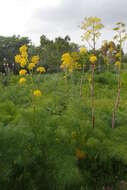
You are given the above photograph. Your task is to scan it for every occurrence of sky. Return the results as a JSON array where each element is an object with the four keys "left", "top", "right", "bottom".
[{"left": 0, "top": 0, "right": 127, "bottom": 48}]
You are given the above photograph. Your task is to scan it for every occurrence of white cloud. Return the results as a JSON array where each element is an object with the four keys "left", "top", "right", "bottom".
[{"left": 0, "top": 0, "right": 127, "bottom": 48}]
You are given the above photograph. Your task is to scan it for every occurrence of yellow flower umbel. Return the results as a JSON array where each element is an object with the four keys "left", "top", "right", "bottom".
[
  {"left": 60, "top": 52, "right": 80, "bottom": 73},
  {"left": 21, "top": 51, "right": 28, "bottom": 60},
  {"left": 15, "top": 45, "right": 28, "bottom": 68},
  {"left": 19, "top": 45, "right": 28, "bottom": 53},
  {"left": 15, "top": 54, "right": 22, "bottom": 64},
  {"left": 19, "top": 69, "right": 27, "bottom": 76},
  {"left": 19, "top": 77, "right": 26, "bottom": 85},
  {"left": 20, "top": 58, "right": 27, "bottom": 68},
  {"left": 89, "top": 55, "right": 97, "bottom": 64},
  {"left": 60, "top": 53, "right": 73, "bottom": 70},
  {"left": 28, "top": 63, "right": 36, "bottom": 71},
  {"left": 31, "top": 56, "right": 39, "bottom": 65},
  {"left": 37, "top": 66, "right": 46, "bottom": 73},
  {"left": 33, "top": 90, "right": 42, "bottom": 97},
  {"left": 80, "top": 47, "right": 87, "bottom": 54}
]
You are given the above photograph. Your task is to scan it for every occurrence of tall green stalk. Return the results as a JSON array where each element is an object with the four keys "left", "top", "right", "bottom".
[{"left": 112, "top": 22, "right": 127, "bottom": 128}]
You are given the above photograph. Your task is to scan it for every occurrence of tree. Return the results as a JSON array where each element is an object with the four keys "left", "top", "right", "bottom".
[
  {"left": 0, "top": 35, "right": 30, "bottom": 74},
  {"left": 39, "top": 35, "right": 78, "bottom": 73}
]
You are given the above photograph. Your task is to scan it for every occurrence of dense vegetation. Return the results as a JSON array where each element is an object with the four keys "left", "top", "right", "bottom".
[
  {"left": 0, "top": 16, "right": 127, "bottom": 190},
  {"left": 0, "top": 70, "right": 127, "bottom": 190}
]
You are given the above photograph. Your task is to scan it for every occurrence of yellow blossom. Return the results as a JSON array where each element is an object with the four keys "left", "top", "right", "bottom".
[
  {"left": 19, "top": 69, "right": 27, "bottom": 76},
  {"left": 31, "top": 56, "right": 39, "bottom": 65},
  {"left": 37, "top": 66, "right": 46, "bottom": 73},
  {"left": 19, "top": 45, "right": 27, "bottom": 53},
  {"left": 89, "top": 55, "right": 97, "bottom": 63},
  {"left": 20, "top": 58, "right": 27, "bottom": 68},
  {"left": 33, "top": 90, "right": 42, "bottom": 97},
  {"left": 15, "top": 54, "right": 22, "bottom": 64},
  {"left": 61, "top": 53, "right": 73, "bottom": 69},
  {"left": 19, "top": 77, "right": 26, "bottom": 85},
  {"left": 80, "top": 47, "right": 87, "bottom": 54},
  {"left": 15, "top": 45, "right": 28, "bottom": 67},
  {"left": 28, "top": 63, "right": 36, "bottom": 70},
  {"left": 61, "top": 52, "right": 81, "bottom": 72},
  {"left": 21, "top": 51, "right": 28, "bottom": 59}
]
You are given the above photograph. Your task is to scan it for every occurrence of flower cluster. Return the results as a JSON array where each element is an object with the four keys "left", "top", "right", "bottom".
[
  {"left": 15, "top": 45, "right": 46, "bottom": 98},
  {"left": 31, "top": 56, "right": 39, "bottom": 65},
  {"left": 15, "top": 45, "right": 28, "bottom": 67},
  {"left": 28, "top": 62, "right": 36, "bottom": 71},
  {"left": 15, "top": 45, "right": 46, "bottom": 85},
  {"left": 60, "top": 52, "right": 81, "bottom": 73},
  {"left": 19, "top": 77, "right": 26, "bottom": 85},
  {"left": 33, "top": 89, "right": 42, "bottom": 97},
  {"left": 19, "top": 69, "right": 27, "bottom": 76},
  {"left": 28, "top": 56, "right": 40, "bottom": 71},
  {"left": 89, "top": 55, "right": 97, "bottom": 64},
  {"left": 37, "top": 66, "right": 46, "bottom": 73}
]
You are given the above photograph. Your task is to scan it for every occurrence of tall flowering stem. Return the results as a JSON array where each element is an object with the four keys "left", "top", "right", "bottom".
[
  {"left": 89, "top": 56, "right": 97, "bottom": 128},
  {"left": 81, "top": 16, "right": 104, "bottom": 128},
  {"left": 112, "top": 72, "right": 121, "bottom": 129},
  {"left": 112, "top": 22, "right": 127, "bottom": 128},
  {"left": 15, "top": 45, "right": 45, "bottom": 126}
]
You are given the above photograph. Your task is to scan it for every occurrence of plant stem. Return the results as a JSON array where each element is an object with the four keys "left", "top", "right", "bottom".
[
  {"left": 91, "top": 64, "right": 95, "bottom": 128},
  {"left": 112, "top": 73, "right": 121, "bottom": 128},
  {"left": 80, "top": 65, "right": 85, "bottom": 98},
  {"left": 112, "top": 36, "right": 122, "bottom": 129}
]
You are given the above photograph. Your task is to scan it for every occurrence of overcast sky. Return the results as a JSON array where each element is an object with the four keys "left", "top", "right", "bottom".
[{"left": 0, "top": 0, "right": 127, "bottom": 48}]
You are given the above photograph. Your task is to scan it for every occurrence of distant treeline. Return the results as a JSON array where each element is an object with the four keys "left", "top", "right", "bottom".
[
  {"left": 0, "top": 35, "right": 78, "bottom": 74},
  {"left": 0, "top": 35, "right": 127, "bottom": 75}
]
